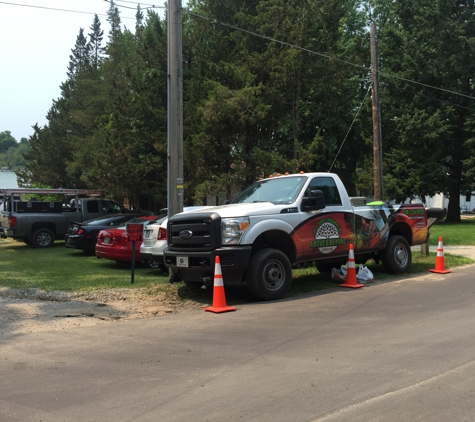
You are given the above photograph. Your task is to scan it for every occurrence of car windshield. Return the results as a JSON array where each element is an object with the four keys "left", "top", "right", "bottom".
[{"left": 231, "top": 176, "right": 307, "bottom": 204}]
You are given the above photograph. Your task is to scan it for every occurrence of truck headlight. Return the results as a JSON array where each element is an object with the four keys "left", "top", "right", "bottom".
[{"left": 222, "top": 217, "right": 250, "bottom": 245}]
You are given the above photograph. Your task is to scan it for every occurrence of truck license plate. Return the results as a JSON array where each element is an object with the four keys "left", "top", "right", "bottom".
[{"left": 177, "top": 256, "right": 189, "bottom": 267}]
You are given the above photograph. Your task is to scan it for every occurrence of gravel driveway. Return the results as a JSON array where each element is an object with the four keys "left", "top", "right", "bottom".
[{"left": 0, "top": 287, "right": 203, "bottom": 335}]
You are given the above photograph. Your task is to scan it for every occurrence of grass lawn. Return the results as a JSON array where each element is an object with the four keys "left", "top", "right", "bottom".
[
  {"left": 1, "top": 227, "right": 473, "bottom": 300},
  {"left": 0, "top": 238, "right": 170, "bottom": 292},
  {"left": 429, "top": 217, "right": 475, "bottom": 245}
]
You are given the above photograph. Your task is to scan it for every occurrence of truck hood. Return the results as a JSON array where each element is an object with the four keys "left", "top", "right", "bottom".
[{"left": 177, "top": 202, "right": 295, "bottom": 218}]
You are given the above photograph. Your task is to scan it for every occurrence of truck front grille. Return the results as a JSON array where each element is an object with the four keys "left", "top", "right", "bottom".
[{"left": 167, "top": 212, "right": 221, "bottom": 252}]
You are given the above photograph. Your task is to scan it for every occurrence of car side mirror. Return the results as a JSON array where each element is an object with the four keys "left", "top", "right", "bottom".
[{"left": 301, "top": 190, "right": 326, "bottom": 212}]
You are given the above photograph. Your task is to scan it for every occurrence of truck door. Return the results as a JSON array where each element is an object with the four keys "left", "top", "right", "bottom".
[{"left": 294, "top": 176, "right": 354, "bottom": 262}]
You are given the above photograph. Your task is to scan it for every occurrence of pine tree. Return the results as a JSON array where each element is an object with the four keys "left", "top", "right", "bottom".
[
  {"left": 88, "top": 14, "right": 104, "bottom": 71},
  {"left": 374, "top": 0, "right": 475, "bottom": 221}
]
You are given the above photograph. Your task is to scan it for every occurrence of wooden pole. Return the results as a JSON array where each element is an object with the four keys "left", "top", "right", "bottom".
[
  {"left": 167, "top": 0, "right": 184, "bottom": 218},
  {"left": 370, "top": 23, "right": 384, "bottom": 201}
]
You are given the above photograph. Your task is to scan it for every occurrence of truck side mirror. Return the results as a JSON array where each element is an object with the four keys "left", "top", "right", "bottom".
[{"left": 301, "top": 190, "right": 326, "bottom": 212}]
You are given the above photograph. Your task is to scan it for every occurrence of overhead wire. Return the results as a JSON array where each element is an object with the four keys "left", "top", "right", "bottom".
[
  {"left": 104, "top": 0, "right": 165, "bottom": 11},
  {"left": 386, "top": 83, "right": 474, "bottom": 111},
  {"left": 328, "top": 86, "right": 372, "bottom": 173},
  {"left": 2, "top": 0, "right": 474, "bottom": 104},
  {"left": 0, "top": 0, "right": 133, "bottom": 19},
  {"left": 187, "top": 11, "right": 475, "bottom": 103}
]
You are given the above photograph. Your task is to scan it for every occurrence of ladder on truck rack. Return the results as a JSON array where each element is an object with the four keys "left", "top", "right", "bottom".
[{"left": 1, "top": 188, "right": 103, "bottom": 196}]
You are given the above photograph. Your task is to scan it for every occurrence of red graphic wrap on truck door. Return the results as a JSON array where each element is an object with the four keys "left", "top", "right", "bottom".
[
  {"left": 292, "top": 204, "right": 428, "bottom": 263},
  {"left": 292, "top": 212, "right": 354, "bottom": 262}
]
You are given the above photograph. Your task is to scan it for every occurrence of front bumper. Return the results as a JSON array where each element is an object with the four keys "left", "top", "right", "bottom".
[
  {"left": 164, "top": 246, "right": 252, "bottom": 284},
  {"left": 65, "top": 235, "right": 96, "bottom": 253}
]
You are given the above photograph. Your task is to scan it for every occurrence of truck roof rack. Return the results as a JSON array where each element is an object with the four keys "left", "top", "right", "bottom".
[{"left": 0, "top": 188, "right": 103, "bottom": 196}]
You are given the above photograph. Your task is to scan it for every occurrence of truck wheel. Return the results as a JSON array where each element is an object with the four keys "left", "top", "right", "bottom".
[
  {"left": 381, "top": 235, "right": 411, "bottom": 273},
  {"left": 246, "top": 248, "right": 292, "bottom": 301},
  {"left": 32, "top": 228, "right": 55, "bottom": 248}
]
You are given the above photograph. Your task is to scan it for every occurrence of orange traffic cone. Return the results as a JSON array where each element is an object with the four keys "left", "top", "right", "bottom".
[
  {"left": 204, "top": 256, "right": 236, "bottom": 313},
  {"left": 429, "top": 236, "right": 451, "bottom": 274},
  {"left": 339, "top": 244, "right": 364, "bottom": 289}
]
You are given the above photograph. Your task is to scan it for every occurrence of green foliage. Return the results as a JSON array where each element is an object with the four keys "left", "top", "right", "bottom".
[
  {"left": 374, "top": 0, "right": 475, "bottom": 220},
  {"left": 17, "top": 0, "right": 475, "bottom": 214},
  {"left": 0, "top": 131, "right": 17, "bottom": 153},
  {"left": 0, "top": 132, "right": 29, "bottom": 171}
]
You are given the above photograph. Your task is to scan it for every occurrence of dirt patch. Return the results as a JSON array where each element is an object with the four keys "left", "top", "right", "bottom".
[{"left": 0, "top": 286, "right": 205, "bottom": 335}]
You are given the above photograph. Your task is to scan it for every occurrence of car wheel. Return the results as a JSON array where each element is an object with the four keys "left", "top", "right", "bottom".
[
  {"left": 246, "top": 248, "right": 292, "bottom": 301},
  {"left": 32, "top": 229, "right": 55, "bottom": 248},
  {"left": 381, "top": 235, "right": 411, "bottom": 273},
  {"left": 143, "top": 259, "right": 160, "bottom": 269}
]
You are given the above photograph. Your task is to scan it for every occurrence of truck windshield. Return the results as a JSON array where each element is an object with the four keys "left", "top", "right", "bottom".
[{"left": 231, "top": 176, "right": 307, "bottom": 204}]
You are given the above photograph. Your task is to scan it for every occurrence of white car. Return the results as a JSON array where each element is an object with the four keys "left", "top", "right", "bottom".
[{"left": 140, "top": 206, "right": 212, "bottom": 272}]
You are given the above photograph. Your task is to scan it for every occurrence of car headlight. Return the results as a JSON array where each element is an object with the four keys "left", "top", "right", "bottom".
[{"left": 222, "top": 217, "right": 250, "bottom": 245}]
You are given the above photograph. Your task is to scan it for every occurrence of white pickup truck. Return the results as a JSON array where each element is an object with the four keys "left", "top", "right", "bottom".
[{"left": 164, "top": 172, "right": 442, "bottom": 301}]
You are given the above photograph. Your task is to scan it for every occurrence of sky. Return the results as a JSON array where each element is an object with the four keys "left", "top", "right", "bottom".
[{"left": 0, "top": 0, "right": 178, "bottom": 142}]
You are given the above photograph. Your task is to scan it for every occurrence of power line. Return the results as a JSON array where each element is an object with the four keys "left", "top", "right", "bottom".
[
  {"left": 105, "top": 0, "right": 165, "bottom": 11},
  {"left": 385, "top": 83, "right": 474, "bottom": 111},
  {"left": 187, "top": 11, "right": 475, "bottom": 103},
  {"left": 329, "top": 86, "right": 372, "bottom": 173},
  {"left": 114, "top": 0, "right": 164, "bottom": 6},
  {"left": 187, "top": 11, "right": 367, "bottom": 74},
  {"left": 3, "top": 1, "right": 473, "bottom": 104},
  {"left": 0, "top": 1, "right": 134, "bottom": 19}
]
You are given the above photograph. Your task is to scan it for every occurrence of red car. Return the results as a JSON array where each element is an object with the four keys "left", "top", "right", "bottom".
[{"left": 95, "top": 216, "right": 158, "bottom": 265}]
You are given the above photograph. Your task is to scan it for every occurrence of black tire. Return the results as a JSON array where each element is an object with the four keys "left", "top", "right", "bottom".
[
  {"left": 143, "top": 259, "right": 160, "bottom": 269},
  {"left": 31, "top": 228, "right": 55, "bottom": 248},
  {"left": 246, "top": 248, "right": 292, "bottom": 301},
  {"left": 381, "top": 235, "right": 412, "bottom": 274}
]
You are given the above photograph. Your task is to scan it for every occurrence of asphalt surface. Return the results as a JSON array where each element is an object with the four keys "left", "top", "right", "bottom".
[{"left": 1, "top": 251, "right": 475, "bottom": 421}]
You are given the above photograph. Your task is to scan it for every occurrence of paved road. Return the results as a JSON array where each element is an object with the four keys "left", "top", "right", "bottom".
[{"left": 1, "top": 262, "right": 475, "bottom": 421}]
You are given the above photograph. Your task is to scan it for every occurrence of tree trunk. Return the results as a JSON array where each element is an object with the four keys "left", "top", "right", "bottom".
[{"left": 446, "top": 188, "right": 461, "bottom": 223}]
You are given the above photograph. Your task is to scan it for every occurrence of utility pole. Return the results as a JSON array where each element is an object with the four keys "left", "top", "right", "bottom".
[
  {"left": 167, "top": 0, "right": 184, "bottom": 218},
  {"left": 370, "top": 22, "right": 384, "bottom": 201}
]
